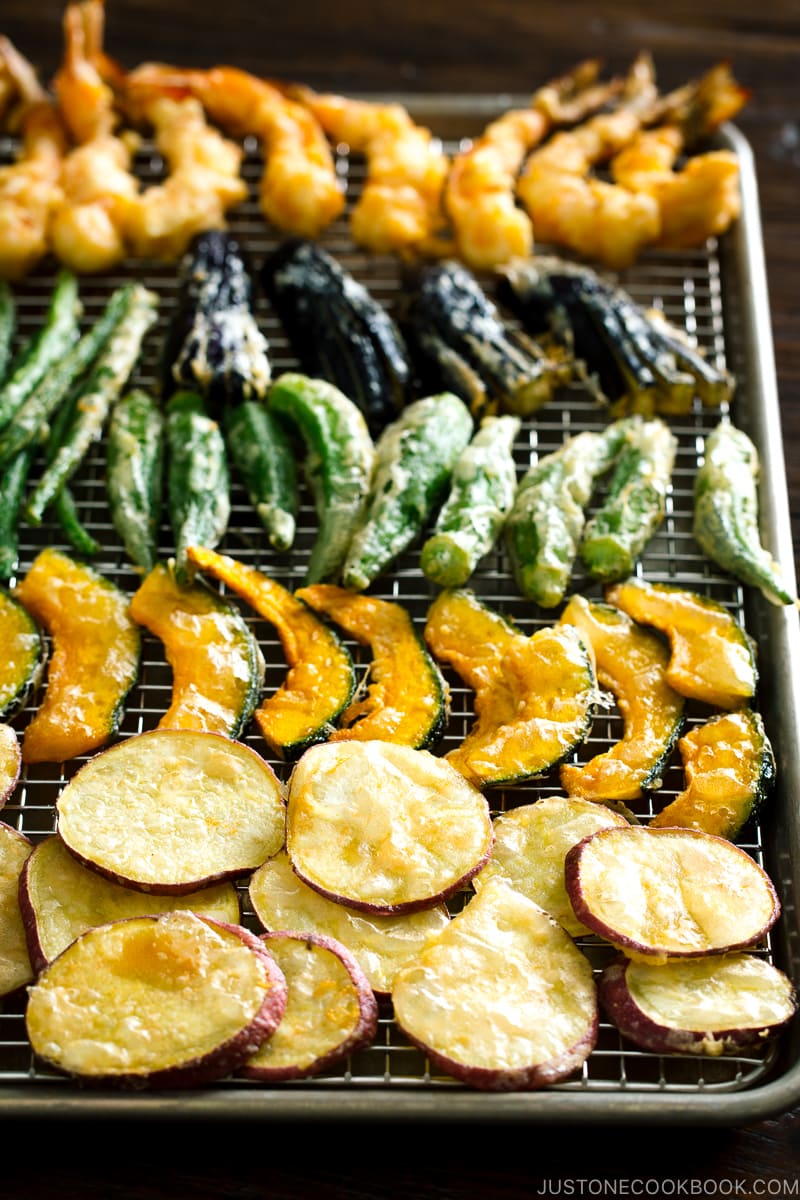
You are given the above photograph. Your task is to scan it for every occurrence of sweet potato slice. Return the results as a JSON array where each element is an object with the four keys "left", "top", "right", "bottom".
[
  {"left": 0, "top": 821, "right": 33, "bottom": 998},
  {"left": 20, "top": 835, "right": 242, "bottom": 974},
  {"left": 25, "top": 911, "right": 287, "bottom": 1088},
  {"left": 600, "top": 953, "right": 797, "bottom": 1055},
  {"left": 239, "top": 930, "right": 378, "bottom": 1080},
  {"left": 0, "top": 723, "right": 21, "bottom": 807},
  {"left": 473, "top": 795, "right": 629, "bottom": 936},
  {"left": 565, "top": 825, "right": 780, "bottom": 963},
  {"left": 286, "top": 740, "right": 493, "bottom": 914},
  {"left": 56, "top": 729, "right": 285, "bottom": 893},
  {"left": 15, "top": 548, "right": 141, "bottom": 763},
  {"left": 392, "top": 879, "right": 598, "bottom": 1091},
  {"left": 249, "top": 851, "right": 449, "bottom": 995}
]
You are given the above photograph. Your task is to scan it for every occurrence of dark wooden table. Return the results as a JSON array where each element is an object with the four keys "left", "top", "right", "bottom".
[{"left": 2, "top": 1, "right": 799, "bottom": 1193}]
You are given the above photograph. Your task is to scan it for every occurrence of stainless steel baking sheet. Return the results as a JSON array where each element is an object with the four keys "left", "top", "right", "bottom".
[{"left": 1, "top": 99, "right": 799, "bottom": 1124}]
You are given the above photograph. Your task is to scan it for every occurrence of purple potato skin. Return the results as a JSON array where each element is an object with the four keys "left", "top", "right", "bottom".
[
  {"left": 238, "top": 929, "right": 379, "bottom": 1082},
  {"left": 394, "top": 1010, "right": 599, "bottom": 1092},
  {"left": 18, "top": 852, "right": 49, "bottom": 976},
  {"left": 599, "top": 956, "right": 797, "bottom": 1055},
  {"left": 0, "top": 736, "right": 20, "bottom": 807},
  {"left": 30, "top": 918, "right": 289, "bottom": 1090},
  {"left": 55, "top": 730, "right": 286, "bottom": 895},
  {"left": 563, "top": 827, "right": 781, "bottom": 960},
  {"left": 289, "top": 846, "right": 493, "bottom": 917},
  {"left": 45, "top": 831, "right": 244, "bottom": 896}
]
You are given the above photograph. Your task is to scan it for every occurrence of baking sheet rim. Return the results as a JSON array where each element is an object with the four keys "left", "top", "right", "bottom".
[{"left": 1, "top": 107, "right": 799, "bottom": 1125}]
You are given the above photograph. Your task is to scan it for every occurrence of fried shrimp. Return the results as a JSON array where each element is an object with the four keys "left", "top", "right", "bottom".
[
  {"left": 517, "top": 56, "right": 749, "bottom": 269},
  {"left": 124, "top": 63, "right": 344, "bottom": 239},
  {"left": 0, "top": 38, "right": 67, "bottom": 280},
  {"left": 120, "top": 91, "right": 248, "bottom": 261},
  {"left": 516, "top": 52, "right": 663, "bottom": 270},
  {"left": 444, "top": 60, "right": 622, "bottom": 270},
  {"left": 294, "top": 88, "right": 450, "bottom": 256},
  {"left": 610, "top": 62, "right": 748, "bottom": 249},
  {"left": 49, "top": 0, "right": 139, "bottom": 273}
]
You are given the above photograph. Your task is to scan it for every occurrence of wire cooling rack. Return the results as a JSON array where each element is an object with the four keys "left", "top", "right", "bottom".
[{"left": 0, "top": 105, "right": 798, "bottom": 1123}]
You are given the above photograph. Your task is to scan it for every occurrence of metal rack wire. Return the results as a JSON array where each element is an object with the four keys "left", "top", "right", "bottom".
[{"left": 0, "top": 114, "right": 787, "bottom": 1101}]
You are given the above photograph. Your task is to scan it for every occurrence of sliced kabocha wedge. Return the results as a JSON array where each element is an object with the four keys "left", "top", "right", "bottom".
[
  {"left": 186, "top": 547, "right": 356, "bottom": 760},
  {"left": 473, "top": 795, "right": 629, "bottom": 937},
  {"left": 249, "top": 850, "right": 450, "bottom": 997},
  {"left": 15, "top": 548, "right": 141, "bottom": 764},
  {"left": 0, "top": 821, "right": 33, "bottom": 999},
  {"left": 295, "top": 584, "right": 449, "bottom": 750},
  {"left": 0, "top": 584, "right": 44, "bottom": 721},
  {"left": 0, "top": 724, "right": 21, "bottom": 807},
  {"left": 423, "top": 588, "right": 596, "bottom": 789},
  {"left": 130, "top": 562, "right": 265, "bottom": 739},
  {"left": 565, "top": 825, "right": 781, "bottom": 964},
  {"left": 650, "top": 708, "right": 775, "bottom": 840},
  {"left": 286, "top": 740, "right": 493, "bottom": 915},
  {"left": 392, "top": 878, "right": 598, "bottom": 1092},
  {"left": 25, "top": 910, "right": 287, "bottom": 1090},
  {"left": 238, "top": 930, "right": 378, "bottom": 1082},
  {"left": 600, "top": 953, "right": 796, "bottom": 1056},
  {"left": 604, "top": 575, "right": 758, "bottom": 709},
  {"left": 558, "top": 593, "right": 685, "bottom": 802},
  {"left": 56, "top": 729, "right": 286, "bottom": 895},
  {"left": 19, "top": 834, "right": 241, "bottom": 975}
]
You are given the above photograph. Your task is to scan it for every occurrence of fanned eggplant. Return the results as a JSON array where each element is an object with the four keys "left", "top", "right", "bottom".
[
  {"left": 401, "top": 259, "right": 570, "bottom": 419},
  {"left": 261, "top": 239, "right": 412, "bottom": 436},
  {"left": 499, "top": 256, "right": 735, "bottom": 415},
  {"left": 163, "top": 230, "right": 271, "bottom": 411}
]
